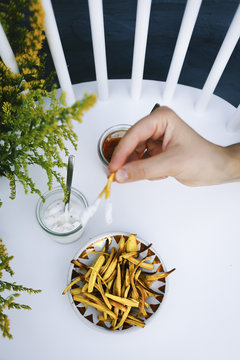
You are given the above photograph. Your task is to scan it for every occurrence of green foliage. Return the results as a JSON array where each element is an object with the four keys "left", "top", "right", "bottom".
[
  {"left": 0, "top": 0, "right": 96, "bottom": 339},
  {"left": 0, "top": 0, "right": 96, "bottom": 205},
  {"left": 0, "top": 239, "right": 41, "bottom": 339}
]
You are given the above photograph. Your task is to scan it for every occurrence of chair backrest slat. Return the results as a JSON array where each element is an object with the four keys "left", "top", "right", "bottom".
[
  {"left": 2, "top": 0, "right": 238, "bottom": 120},
  {"left": 195, "top": 4, "right": 240, "bottom": 112},
  {"left": 88, "top": 0, "right": 108, "bottom": 101},
  {"left": 131, "top": 0, "right": 152, "bottom": 100},
  {"left": 0, "top": 22, "right": 19, "bottom": 74},
  {"left": 42, "top": 0, "right": 75, "bottom": 106},
  {"left": 163, "top": 0, "right": 202, "bottom": 102}
]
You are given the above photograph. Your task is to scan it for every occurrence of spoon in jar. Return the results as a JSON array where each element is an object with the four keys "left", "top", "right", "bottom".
[{"left": 64, "top": 155, "right": 75, "bottom": 213}]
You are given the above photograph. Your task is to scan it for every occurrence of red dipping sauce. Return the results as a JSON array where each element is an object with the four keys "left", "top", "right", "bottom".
[
  {"left": 102, "top": 136, "right": 122, "bottom": 163},
  {"left": 98, "top": 125, "right": 131, "bottom": 167}
]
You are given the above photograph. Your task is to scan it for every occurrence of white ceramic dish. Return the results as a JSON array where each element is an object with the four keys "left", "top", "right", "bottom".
[{"left": 66, "top": 232, "right": 168, "bottom": 332}]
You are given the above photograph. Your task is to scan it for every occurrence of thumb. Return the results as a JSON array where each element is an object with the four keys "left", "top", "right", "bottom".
[{"left": 114, "top": 154, "right": 172, "bottom": 183}]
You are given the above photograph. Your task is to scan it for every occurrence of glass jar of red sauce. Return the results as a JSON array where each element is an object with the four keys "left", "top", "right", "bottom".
[{"left": 97, "top": 124, "right": 131, "bottom": 167}]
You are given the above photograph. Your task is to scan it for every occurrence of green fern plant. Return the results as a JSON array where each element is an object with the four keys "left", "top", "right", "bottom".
[{"left": 0, "top": 239, "right": 41, "bottom": 339}]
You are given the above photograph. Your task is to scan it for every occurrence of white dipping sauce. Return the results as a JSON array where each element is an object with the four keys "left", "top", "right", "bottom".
[
  {"left": 43, "top": 200, "right": 84, "bottom": 233},
  {"left": 105, "top": 200, "right": 113, "bottom": 225},
  {"left": 80, "top": 197, "right": 102, "bottom": 227},
  {"left": 80, "top": 197, "right": 113, "bottom": 227}
]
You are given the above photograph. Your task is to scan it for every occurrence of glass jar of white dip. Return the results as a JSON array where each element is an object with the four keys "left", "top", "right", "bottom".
[{"left": 36, "top": 187, "right": 88, "bottom": 244}]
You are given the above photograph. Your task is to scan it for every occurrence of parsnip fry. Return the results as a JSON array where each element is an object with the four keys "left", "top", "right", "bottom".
[
  {"left": 126, "top": 234, "right": 138, "bottom": 253},
  {"left": 137, "top": 279, "right": 161, "bottom": 297},
  {"left": 70, "top": 288, "right": 82, "bottom": 295},
  {"left": 109, "top": 300, "right": 127, "bottom": 312},
  {"left": 105, "top": 293, "right": 139, "bottom": 308},
  {"left": 124, "top": 284, "right": 131, "bottom": 299},
  {"left": 71, "top": 259, "right": 88, "bottom": 270},
  {"left": 144, "top": 268, "right": 176, "bottom": 282},
  {"left": 128, "top": 314, "right": 144, "bottom": 322},
  {"left": 73, "top": 295, "right": 116, "bottom": 319},
  {"left": 106, "top": 269, "right": 117, "bottom": 285},
  {"left": 105, "top": 173, "right": 114, "bottom": 199},
  {"left": 97, "top": 277, "right": 112, "bottom": 310},
  {"left": 63, "top": 233, "right": 176, "bottom": 330},
  {"left": 125, "top": 268, "right": 130, "bottom": 288},
  {"left": 120, "top": 251, "right": 138, "bottom": 260},
  {"left": 62, "top": 276, "right": 82, "bottom": 295},
  {"left": 88, "top": 266, "right": 108, "bottom": 288},
  {"left": 136, "top": 285, "right": 146, "bottom": 317},
  {"left": 100, "top": 247, "right": 115, "bottom": 275},
  {"left": 116, "top": 236, "right": 126, "bottom": 255},
  {"left": 125, "top": 317, "right": 145, "bottom": 328},
  {"left": 103, "top": 255, "right": 118, "bottom": 281},
  {"left": 130, "top": 268, "right": 138, "bottom": 300},
  {"left": 112, "top": 307, "right": 119, "bottom": 328},
  {"left": 88, "top": 255, "right": 105, "bottom": 293},
  {"left": 85, "top": 251, "right": 105, "bottom": 280},
  {"left": 135, "top": 269, "right": 142, "bottom": 282},
  {"left": 82, "top": 292, "right": 106, "bottom": 307},
  {"left": 81, "top": 282, "right": 89, "bottom": 292},
  {"left": 106, "top": 276, "right": 115, "bottom": 291},
  {"left": 113, "top": 306, "right": 131, "bottom": 330},
  {"left": 121, "top": 283, "right": 126, "bottom": 298},
  {"left": 82, "top": 250, "right": 110, "bottom": 258},
  {"left": 114, "top": 263, "right": 121, "bottom": 297},
  {"left": 130, "top": 257, "right": 148, "bottom": 300},
  {"left": 120, "top": 243, "right": 153, "bottom": 260},
  {"left": 99, "top": 173, "right": 114, "bottom": 199},
  {"left": 126, "top": 256, "right": 154, "bottom": 270}
]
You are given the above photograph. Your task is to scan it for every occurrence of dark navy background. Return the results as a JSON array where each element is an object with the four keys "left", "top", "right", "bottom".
[{"left": 45, "top": 0, "right": 240, "bottom": 107}]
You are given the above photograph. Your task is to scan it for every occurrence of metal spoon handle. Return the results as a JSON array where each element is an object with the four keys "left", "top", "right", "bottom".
[
  {"left": 151, "top": 103, "right": 160, "bottom": 113},
  {"left": 65, "top": 155, "right": 75, "bottom": 206}
]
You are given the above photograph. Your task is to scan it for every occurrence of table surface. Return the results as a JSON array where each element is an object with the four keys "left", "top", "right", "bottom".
[{"left": 1, "top": 80, "right": 240, "bottom": 360}]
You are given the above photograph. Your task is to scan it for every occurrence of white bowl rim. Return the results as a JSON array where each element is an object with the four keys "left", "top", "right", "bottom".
[{"left": 66, "top": 231, "right": 169, "bottom": 334}]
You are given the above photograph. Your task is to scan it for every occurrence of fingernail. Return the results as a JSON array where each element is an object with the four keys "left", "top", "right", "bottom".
[{"left": 115, "top": 168, "right": 128, "bottom": 183}]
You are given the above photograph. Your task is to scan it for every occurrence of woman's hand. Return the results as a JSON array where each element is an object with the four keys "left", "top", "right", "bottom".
[{"left": 108, "top": 106, "right": 240, "bottom": 186}]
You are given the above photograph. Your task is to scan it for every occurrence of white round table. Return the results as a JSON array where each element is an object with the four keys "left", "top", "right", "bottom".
[{"left": 1, "top": 80, "right": 240, "bottom": 360}]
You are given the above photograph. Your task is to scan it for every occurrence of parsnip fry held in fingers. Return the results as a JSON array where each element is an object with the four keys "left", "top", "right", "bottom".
[
  {"left": 99, "top": 173, "right": 115, "bottom": 199},
  {"left": 80, "top": 173, "right": 115, "bottom": 227}
]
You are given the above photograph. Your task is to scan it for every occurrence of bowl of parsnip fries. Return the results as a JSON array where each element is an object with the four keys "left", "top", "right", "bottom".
[{"left": 63, "top": 232, "right": 175, "bottom": 331}]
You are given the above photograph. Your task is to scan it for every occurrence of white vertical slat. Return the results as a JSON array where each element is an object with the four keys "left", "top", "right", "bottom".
[
  {"left": 226, "top": 104, "right": 240, "bottom": 132},
  {"left": 0, "top": 22, "right": 19, "bottom": 73},
  {"left": 163, "top": 0, "right": 202, "bottom": 102},
  {"left": 131, "top": 0, "right": 152, "bottom": 100},
  {"left": 41, "top": 0, "right": 75, "bottom": 106},
  {"left": 88, "top": 0, "right": 108, "bottom": 101},
  {"left": 195, "top": 5, "right": 240, "bottom": 112}
]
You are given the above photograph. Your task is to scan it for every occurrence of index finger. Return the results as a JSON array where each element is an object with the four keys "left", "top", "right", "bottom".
[{"left": 108, "top": 108, "right": 168, "bottom": 172}]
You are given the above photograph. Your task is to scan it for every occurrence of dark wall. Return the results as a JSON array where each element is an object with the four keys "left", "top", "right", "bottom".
[{"left": 45, "top": 0, "right": 240, "bottom": 106}]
